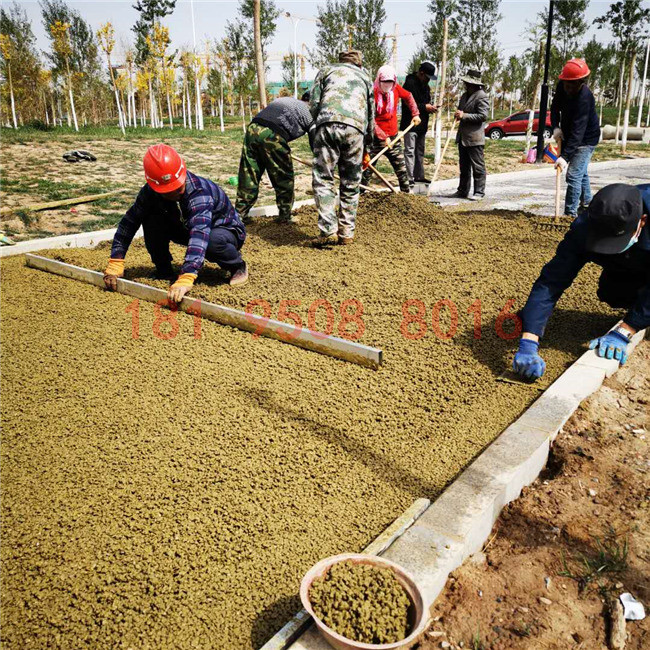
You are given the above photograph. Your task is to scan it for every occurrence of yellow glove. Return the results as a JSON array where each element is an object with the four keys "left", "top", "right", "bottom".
[
  {"left": 103, "top": 258, "right": 124, "bottom": 291},
  {"left": 412, "top": 116, "right": 422, "bottom": 126},
  {"left": 168, "top": 273, "right": 197, "bottom": 303}
]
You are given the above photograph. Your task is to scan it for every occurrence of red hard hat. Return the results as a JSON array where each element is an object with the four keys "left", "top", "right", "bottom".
[
  {"left": 558, "top": 58, "right": 590, "bottom": 81},
  {"left": 143, "top": 144, "right": 187, "bottom": 193}
]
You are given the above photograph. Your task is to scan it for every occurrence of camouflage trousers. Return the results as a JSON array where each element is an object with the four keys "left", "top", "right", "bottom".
[
  {"left": 235, "top": 123, "right": 294, "bottom": 221},
  {"left": 312, "top": 123, "right": 364, "bottom": 238},
  {"left": 361, "top": 135, "right": 410, "bottom": 192}
]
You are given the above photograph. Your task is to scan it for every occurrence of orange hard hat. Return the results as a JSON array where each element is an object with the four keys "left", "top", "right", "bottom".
[
  {"left": 143, "top": 144, "right": 187, "bottom": 193},
  {"left": 558, "top": 58, "right": 590, "bottom": 81}
]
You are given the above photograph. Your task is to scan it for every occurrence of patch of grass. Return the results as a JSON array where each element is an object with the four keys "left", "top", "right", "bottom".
[
  {"left": 559, "top": 526, "right": 629, "bottom": 594},
  {"left": 15, "top": 209, "right": 37, "bottom": 227},
  {"left": 75, "top": 213, "right": 124, "bottom": 231},
  {"left": 512, "top": 620, "right": 532, "bottom": 638},
  {"left": 471, "top": 626, "right": 485, "bottom": 650}
]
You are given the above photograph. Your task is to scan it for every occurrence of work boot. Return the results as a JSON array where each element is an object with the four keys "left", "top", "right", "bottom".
[
  {"left": 310, "top": 233, "right": 339, "bottom": 248},
  {"left": 229, "top": 262, "right": 249, "bottom": 287},
  {"left": 275, "top": 214, "right": 299, "bottom": 224},
  {"left": 338, "top": 235, "right": 354, "bottom": 245},
  {"left": 448, "top": 190, "right": 469, "bottom": 199}
]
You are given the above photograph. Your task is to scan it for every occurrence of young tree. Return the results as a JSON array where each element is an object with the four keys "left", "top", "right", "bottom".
[
  {"left": 97, "top": 22, "right": 126, "bottom": 133},
  {"left": 132, "top": 0, "right": 176, "bottom": 65},
  {"left": 354, "top": 0, "right": 388, "bottom": 77},
  {"left": 456, "top": 0, "right": 502, "bottom": 89},
  {"left": 147, "top": 22, "right": 174, "bottom": 129},
  {"left": 281, "top": 52, "right": 299, "bottom": 93},
  {"left": 554, "top": 0, "right": 590, "bottom": 62},
  {"left": 310, "top": 0, "right": 358, "bottom": 69},
  {"left": 49, "top": 21, "right": 78, "bottom": 130},
  {"left": 0, "top": 35, "right": 18, "bottom": 128},
  {"left": 253, "top": 0, "right": 267, "bottom": 107},
  {"left": 0, "top": 2, "right": 42, "bottom": 125},
  {"left": 424, "top": 1, "right": 459, "bottom": 81}
]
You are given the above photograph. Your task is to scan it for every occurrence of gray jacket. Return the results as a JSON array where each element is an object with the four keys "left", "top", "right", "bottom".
[
  {"left": 253, "top": 97, "right": 314, "bottom": 144},
  {"left": 456, "top": 88, "right": 489, "bottom": 147}
]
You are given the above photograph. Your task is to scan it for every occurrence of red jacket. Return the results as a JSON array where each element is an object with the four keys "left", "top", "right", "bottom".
[{"left": 374, "top": 84, "right": 419, "bottom": 140}]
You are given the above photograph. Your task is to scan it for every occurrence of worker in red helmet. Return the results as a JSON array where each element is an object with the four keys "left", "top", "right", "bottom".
[
  {"left": 103, "top": 144, "right": 248, "bottom": 302},
  {"left": 550, "top": 58, "right": 600, "bottom": 217}
]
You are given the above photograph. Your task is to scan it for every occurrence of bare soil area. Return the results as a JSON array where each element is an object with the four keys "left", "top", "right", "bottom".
[
  {"left": 419, "top": 341, "right": 650, "bottom": 650},
  {"left": 0, "top": 193, "right": 633, "bottom": 648}
]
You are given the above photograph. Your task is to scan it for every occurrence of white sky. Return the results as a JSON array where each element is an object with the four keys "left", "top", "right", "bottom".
[{"left": 9, "top": 0, "right": 649, "bottom": 80}]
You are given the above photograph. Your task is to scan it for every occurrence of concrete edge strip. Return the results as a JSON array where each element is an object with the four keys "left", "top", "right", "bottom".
[
  {"left": 24, "top": 253, "right": 382, "bottom": 369},
  {"left": 287, "top": 325, "right": 647, "bottom": 649},
  {"left": 426, "top": 156, "right": 650, "bottom": 195},
  {"left": 0, "top": 199, "right": 316, "bottom": 259},
  {"left": 259, "top": 498, "right": 431, "bottom": 650}
]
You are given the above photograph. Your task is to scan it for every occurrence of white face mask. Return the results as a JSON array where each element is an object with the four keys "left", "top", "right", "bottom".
[{"left": 379, "top": 81, "right": 394, "bottom": 94}]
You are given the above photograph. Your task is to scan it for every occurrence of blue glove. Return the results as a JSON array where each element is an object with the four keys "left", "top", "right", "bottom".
[
  {"left": 512, "top": 338, "right": 546, "bottom": 380},
  {"left": 589, "top": 330, "right": 629, "bottom": 364}
]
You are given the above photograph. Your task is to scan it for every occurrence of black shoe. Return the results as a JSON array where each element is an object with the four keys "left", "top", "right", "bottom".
[
  {"left": 448, "top": 191, "right": 469, "bottom": 199},
  {"left": 414, "top": 177, "right": 431, "bottom": 183}
]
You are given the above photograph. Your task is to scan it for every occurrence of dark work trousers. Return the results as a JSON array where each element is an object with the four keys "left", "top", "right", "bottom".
[
  {"left": 457, "top": 142, "right": 486, "bottom": 197},
  {"left": 597, "top": 268, "right": 644, "bottom": 310},
  {"left": 142, "top": 210, "right": 244, "bottom": 273},
  {"left": 404, "top": 131, "right": 427, "bottom": 182}
]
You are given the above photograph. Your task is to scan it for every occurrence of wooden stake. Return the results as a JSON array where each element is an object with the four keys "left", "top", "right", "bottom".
[
  {"left": 555, "top": 141, "right": 562, "bottom": 220},
  {"left": 25, "top": 254, "right": 383, "bottom": 369},
  {"left": 365, "top": 162, "right": 398, "bottom": 193},
  {"left": 0, "top": 189, "right": 129, "bottom": 218}
]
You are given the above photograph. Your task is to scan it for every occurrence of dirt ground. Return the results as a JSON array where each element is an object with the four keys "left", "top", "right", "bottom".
[
  {"left": 418, "top": 341, "right": 650, "bottom": 650},
  {"left": 1, "top": 124, "right": 646, "bottom": 241},
  {"left": 0, "top": 194, "right": 632, "bottom": 648}
]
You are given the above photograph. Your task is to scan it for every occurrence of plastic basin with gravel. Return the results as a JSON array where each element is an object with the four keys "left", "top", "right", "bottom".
[{"left": 300, "top": 553, "right": 427, "bottom": 650}]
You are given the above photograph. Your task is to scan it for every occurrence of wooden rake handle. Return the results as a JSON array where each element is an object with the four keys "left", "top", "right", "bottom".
[
  {"left": 291, "top": 154, "right": 382, "bottom": 193},
  {"left": 368, "top": 119, "right": 417, "bottom": 167},
  {"left": 431, "top": 118, "right": 458, "bottom": 184}
]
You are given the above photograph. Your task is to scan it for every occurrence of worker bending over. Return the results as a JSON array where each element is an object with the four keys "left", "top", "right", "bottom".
[
  {"left": 551, "top": 58, "right": 600, "bottom": 217},
  {"left": 104, "top": 144, "right": 248, "bottom": 303},
  {"left": 236, "top": 93, "right": 314, "bottom": 224},
  {"left": 309, "top": 49, "right": 374, "bottom": 246},
  {"left": 361, "top": 64, "right": 420, "bottom": 193},
  {"left": 513, "top": 183, "right": 649, "bottom": 380}
]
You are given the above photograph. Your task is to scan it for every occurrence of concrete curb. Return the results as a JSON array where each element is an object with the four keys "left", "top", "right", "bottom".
[
  {"left": 287, "top": 324, "right": 646, "bottom": 650},
  {"left": 0, "top": 199, "right": 316, "bottom": 259},
  {"left": 426, "top": 156, "right": 650, "bottom": 196}
]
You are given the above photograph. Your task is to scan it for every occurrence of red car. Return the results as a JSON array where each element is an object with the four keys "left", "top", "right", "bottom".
[{"left": 485, "top": 110, "right": 552, "bottom": 140}]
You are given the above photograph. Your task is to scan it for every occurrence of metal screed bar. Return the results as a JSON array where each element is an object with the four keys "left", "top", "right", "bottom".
[{"left": 25, "top": 254, "right": 383, "bottom": 369}]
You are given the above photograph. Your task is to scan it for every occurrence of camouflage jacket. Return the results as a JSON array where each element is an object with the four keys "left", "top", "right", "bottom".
[{"left": 309, "top": 63, "right": 374, "bottom": 140}]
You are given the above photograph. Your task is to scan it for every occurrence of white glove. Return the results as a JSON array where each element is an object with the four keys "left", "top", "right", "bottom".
[
  {"left": 554, "top": 156, "right": 568, "bottom": 173},
  {"left": 553, "top": 127, "right": 563, "bottom": 143}
]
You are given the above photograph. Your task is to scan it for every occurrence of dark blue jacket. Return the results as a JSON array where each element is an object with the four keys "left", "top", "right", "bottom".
[
  {"left": 520, "top": 184, "right": 650, "bottom": 337},
  {"left": 550, "top": 81, "right": 600, "bottom": 161}
]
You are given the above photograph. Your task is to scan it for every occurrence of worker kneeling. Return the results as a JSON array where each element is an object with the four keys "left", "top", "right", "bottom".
[
  {"left": 104, "top": 144, "right": 248, "bottom": 303},
  {"left": 513, "top": 183, "right": 649, "bottom": 380}
]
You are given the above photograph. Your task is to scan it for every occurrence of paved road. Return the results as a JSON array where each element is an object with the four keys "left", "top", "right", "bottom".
[{"left": 426, "top": 158, "right": 650, "bottom": 216}]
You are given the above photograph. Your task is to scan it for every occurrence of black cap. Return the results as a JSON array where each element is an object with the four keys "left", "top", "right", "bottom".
[
  {"left": 585, "top": 184, "right": 644, "bottom": 254},
  {"left": 301, "top": 91, "right": 310, "bottom": 102},
  {"left": 419, "top": 60, "right": 437, "bottom": 80}
]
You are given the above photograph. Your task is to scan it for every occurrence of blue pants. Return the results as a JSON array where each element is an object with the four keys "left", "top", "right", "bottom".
[
  {"left": 564, "top": 145, "right": 595, "bottom": 216},
  {"left": 143, "top": 211, "right": 244, "bottom": 272}
]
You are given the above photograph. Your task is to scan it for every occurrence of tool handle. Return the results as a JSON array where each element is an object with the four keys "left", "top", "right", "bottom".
[
  {"left": 431, "top": 118, "right": 458, "bottom": 184},
  {"left": 368, "top": 120, "right": 417, "bottom": 167}
]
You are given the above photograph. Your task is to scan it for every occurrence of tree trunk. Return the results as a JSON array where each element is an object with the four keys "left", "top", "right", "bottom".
[
  {"left": 187, "top": 84, "right": 193, "bottom": 129},
  {"left": 615, "top": 51, "right": 626, "bottom": 143},
  {"left": 434, "top": 20, "right": 448, "bottom": 164},
  {"left": 240, "top": 94, "right": 245, "bottom": 133},
  {"left": 219, "top": 64, "right": 225, "bottom": 132},
  {"left": 7, "top": 63, "right": 18, "bottom": 129},
  {"left": 195, "top": 75, "right": 203, "bottom": 130},
  {"left": 622, "top": 49, "right": 637, "bottom": 153},
  {"left": 637, "top": 39, "right": 650, "bottom": 128},
  {"left": 253, "top": 0, "right": 267, "bottom": 108},
  {"left": 524, "top": 40, "right": 544, "bottom": 157}
]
